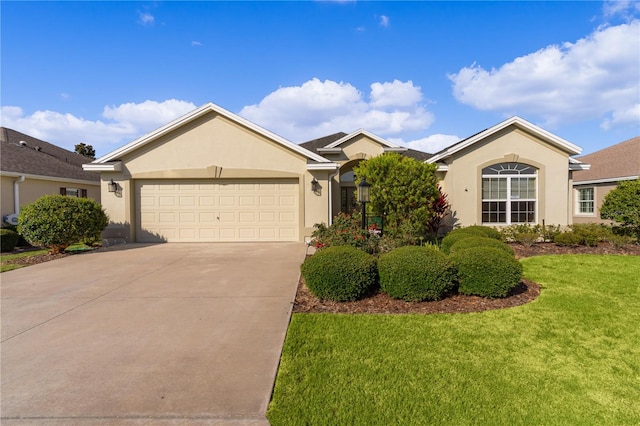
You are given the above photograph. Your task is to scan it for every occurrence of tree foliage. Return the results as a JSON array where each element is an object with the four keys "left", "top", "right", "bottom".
[
  {"left": 74, "top": 142, "right": 96, "bottom": 160},
  {"left": 600, "top": 178, "right": 640, "bottom": 240},
  {"left": 17, "top": 195, "right": 109, "bottom": 253},
  {"left": 353, "top": 153, "right": 441, "bottom": 239}
]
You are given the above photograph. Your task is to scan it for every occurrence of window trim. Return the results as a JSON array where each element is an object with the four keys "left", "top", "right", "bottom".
[
  {"left": 575, "top": 187, "right": 595, "bottom": 216},
  {"left": 481, "top": 163, "right": 538, "bottom": 225}
]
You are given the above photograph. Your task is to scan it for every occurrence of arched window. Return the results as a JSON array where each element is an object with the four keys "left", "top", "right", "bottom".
[{"left": 482, "top": 162, "right": 537, "bottom": 224}]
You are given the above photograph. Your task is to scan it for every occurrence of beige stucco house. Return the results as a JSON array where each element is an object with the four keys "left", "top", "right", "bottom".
[
  {"left": 83, "top": 102, "right": 589, "bottom": 244},
  {"left": 572, "top": 136, "right": 639, "bottom": 224},
  {"left": 1, "top": 127, "right": 100, "bottom": 225}
]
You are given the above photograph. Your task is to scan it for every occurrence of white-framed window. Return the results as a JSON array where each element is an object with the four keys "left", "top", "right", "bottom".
[
  {"left": 576, "top": 187, "right": 594, "bottom": 215},
  {"left": 482, "top": 163, "right": 537, "bottom": 224}
]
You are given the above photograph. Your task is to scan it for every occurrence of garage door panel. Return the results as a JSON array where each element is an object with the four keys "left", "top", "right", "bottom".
[{"left": 136, "top": 179, "right": 298, "bottom": 242}]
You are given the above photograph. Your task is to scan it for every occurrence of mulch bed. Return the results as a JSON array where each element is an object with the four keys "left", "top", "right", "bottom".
[{"left": 293, "top": 242, "right": 640, "bottom": 315}]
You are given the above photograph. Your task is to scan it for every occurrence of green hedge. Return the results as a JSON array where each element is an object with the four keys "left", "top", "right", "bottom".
[
  {"left": 554, "top": 232, "right": 581, "bottom": 247},
  {"left": 450, "top": 247, "right": 523, "bottom": 298},
  {"left": 1, "top": 229, "right": 19, "bottom": 252},
  {"left": 301, "top": 246, "right": 378, "bottom": 302},
  {"left": 378, "top": 246, "right": 457, "bottom": 302},
  {"left": 440, "top": 228, "right": 486, "bottom": 254},
  {"left": 461, "top": 225, "right": 502, "bottom": 240},
  {"left": 449, "top": 236, "right": 515, "bottom": 256}
]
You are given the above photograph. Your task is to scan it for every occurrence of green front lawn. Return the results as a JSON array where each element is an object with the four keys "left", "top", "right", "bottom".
[
  {"left": 268, "top": 255, "right": 640, "bottom": 425},
  {"left": 0, "top": 249, "right": 48, "bottom": 272}
]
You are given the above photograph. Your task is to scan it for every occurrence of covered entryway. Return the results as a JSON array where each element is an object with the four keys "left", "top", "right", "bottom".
[{"left": 135, "top": 178, "right": 299, "bottom": 242}]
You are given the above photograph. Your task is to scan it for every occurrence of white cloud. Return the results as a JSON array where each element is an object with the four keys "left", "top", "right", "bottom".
[
  {"left": 191, "top": 41, "right": 202, "bottom": 46},
  {"left": 0, "top": 99, "right": 196, "bottom": 157},
  {"left": 239, "top": 78, "right": 434, "bottom": 142},
  {"left": 601, "top": 103, "right": 640, "bottom": 130},
  {"left": 138, "top": 11, "right": 155, "bottom": 25},
  {"left": 370, "top": 80, "right": 423, "bottom": 108},
  {"left": 604, "top": 0, "right": 640, "bottom": 20},
  {"left": 448, "top": 21, "right": 640, "bottom": 130},
  {"left": 379, "top": 15, "right": 390, "bottom": 28},
  {"left": 389, "top": 134, "right": 460, "bottom": 154}
]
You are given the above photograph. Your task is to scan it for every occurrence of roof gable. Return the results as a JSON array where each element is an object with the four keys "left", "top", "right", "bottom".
[
  {"left": 93, "top": 102, "right": 330, "bottom": 164},
  {"left": 1, "top": 127, "right": 99, "bottom": 182},
  {"left": 427, "top": 116, "right": 583, "bottom": 163},
  {"left": 324, "top": 129, "right": 404, "bottom": 150}
]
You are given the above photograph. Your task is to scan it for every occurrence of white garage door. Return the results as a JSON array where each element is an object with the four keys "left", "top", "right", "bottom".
[{"left": 136, "top": 179, "right": 299, "bottom": 242}]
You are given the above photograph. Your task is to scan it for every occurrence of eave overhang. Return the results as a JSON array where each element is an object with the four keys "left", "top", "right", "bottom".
[
  {"left": 82, "top": 162, "right": 123, "bottom": 172},
  {"left": 306, "top": 162, "right": 340, "bottom": 171}
]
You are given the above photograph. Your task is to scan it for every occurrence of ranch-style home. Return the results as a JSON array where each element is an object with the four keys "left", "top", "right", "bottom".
[
  {"left": 1, "top": 127, "right": 100, "bottom": 225},
  {"left": 83, "top": 102, "right": 589, "bottom": 244}
]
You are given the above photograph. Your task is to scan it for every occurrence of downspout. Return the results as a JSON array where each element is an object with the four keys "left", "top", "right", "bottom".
[
  {"left": 328, "top": 170, "right": 339, "bottom": 225},
  {"left": 14, "top": 175, "right": 25, "bottom": 214}
]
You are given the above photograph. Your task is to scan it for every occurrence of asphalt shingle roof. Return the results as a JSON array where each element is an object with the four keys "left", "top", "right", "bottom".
[
  {"left": 299, "top": 132, "right": 431, "bottom": 160},
  {"left": 1, "top": 127, "right": 99, "bottom": 182},
  {"left": 573, "top": 136, "right": 640, "bottom": 182}
]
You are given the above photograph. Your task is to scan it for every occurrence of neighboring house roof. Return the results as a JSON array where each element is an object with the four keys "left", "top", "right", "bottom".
[
  {"left": 90, "top": 102, "right": 331, "bottom": 166},
  {"left": 573, "top": 136, "right": 640, "bottom": 184},
  {"left": 299, "top": 130, "right": 432, "bottom": 161},
  {"left": 427, "top": 116, "right": 583, "bottom": 164},
  {"left": 1, "top": 127, "right": 99, "bottom": 182},
  {"left": 299, "top": 132, "right": 348, "bottom": 154}
]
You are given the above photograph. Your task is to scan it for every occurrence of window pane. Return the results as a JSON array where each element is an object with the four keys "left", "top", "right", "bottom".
[
  {"left": 511, "top": 201, "right": 535, "bottom": 223},
  {"left": 482, "top": 201, "right": 506, "bottom": 223},
  {"left": 578, "top": 188, "right": 594, "bottom": 214}
]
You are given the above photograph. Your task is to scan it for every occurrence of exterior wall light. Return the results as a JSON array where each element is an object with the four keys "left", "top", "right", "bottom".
[
  {"left": 107, "top": 179, "right": 117, "bottom": 193},
  {"left": 311, "top": 177, "right": 320, "bottom": 192},
  {"left": 358, "top": 178, "right": 371, "bottom": 229}
]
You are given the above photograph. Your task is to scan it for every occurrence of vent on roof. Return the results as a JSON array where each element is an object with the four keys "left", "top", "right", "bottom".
[
  {"left": 19, "top": 140, "right": 27, "bottom": 146},
  {"left": 35, "top": 146, "right": 42, "bottom": 152}
]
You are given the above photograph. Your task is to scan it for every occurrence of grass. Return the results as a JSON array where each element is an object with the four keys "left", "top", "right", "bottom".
[
  {"left": 268, "top": 255, "right": 640, "bottom": 425},
  {"left": 0, "top": 249, "right": 48, "bottom": 272},
  {"left": 0, "top": 243, "right": 94, "bottom": 272}
]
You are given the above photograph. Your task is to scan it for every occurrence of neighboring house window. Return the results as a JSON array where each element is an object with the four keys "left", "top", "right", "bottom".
[
  {"left": 60, "top": 188, "right": 87, "bottom": 198},
  {"left": 576, "top": 187, "right": 594, "bottom": 214},
  {"left": 482, "top": 163, "right": 537, "bottom": 224}
]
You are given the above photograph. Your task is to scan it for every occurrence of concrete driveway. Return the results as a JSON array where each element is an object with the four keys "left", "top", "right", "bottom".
[{"left": 1, "top": 242, "right": 306, "bottom": 425}]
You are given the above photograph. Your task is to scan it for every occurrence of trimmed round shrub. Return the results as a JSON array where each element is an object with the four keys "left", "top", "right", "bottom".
[
  {"left": 378, "top": 246, "right": 457, "bottom": 301},
  {"left": 449, "top": 236, "right": 515, "bottom": 256},
  {"left": 17, "top": 195, "right": 109, "bottom": 254},
  {"left": 554, "top": 231, "right": 581, "bottom": 247},
  {"left": 462, "top": 225, "right": 502, "bottom": 240},
  {"left": 301, "top": 246, "right": 377, "bottom": 302},
  {"left": 1, "top": 229, "right": 19, "bottom": 252},
  {"left": 450, "top": 247, "right": 523, "bottom": 298},
  {"left": 440, "top": 228, "right": 485, "bottom": 254}
]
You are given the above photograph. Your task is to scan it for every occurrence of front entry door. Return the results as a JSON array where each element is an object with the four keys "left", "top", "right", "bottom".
[{"left": 341, "top": 187, "right": 357, "bottom": 214}]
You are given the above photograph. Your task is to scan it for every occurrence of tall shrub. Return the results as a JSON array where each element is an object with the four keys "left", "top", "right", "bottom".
[
  {"left": 17, "top": 195, "right": 109, "bottom": 253},
  {"left": 354, "top": 153, "right": 440, "bottom": 240},
  {"left": 600, "top": 178, "right": 640, "bottom": 240}
]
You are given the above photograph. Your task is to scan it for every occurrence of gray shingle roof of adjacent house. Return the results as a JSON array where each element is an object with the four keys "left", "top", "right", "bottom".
[
  {"left": 573, "top": 136, "right": 640, "bottom": 183},
  {"left": 299, "top": 132, "right": 432, "bottom": 161},
  {"left": 1, "top": 127, "right": 99, "bottom": 182}
]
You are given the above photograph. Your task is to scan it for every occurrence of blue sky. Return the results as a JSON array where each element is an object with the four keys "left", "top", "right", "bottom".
[{"left": 1, "top": 1, "right": 639, "bottom": 157}]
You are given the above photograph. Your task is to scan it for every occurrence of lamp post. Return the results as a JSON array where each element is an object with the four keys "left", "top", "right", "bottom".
[{"left": 358, "top": 178, "right": 370, "bottom": 230}]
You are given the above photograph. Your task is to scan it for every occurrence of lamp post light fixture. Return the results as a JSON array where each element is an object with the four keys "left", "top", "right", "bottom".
[
  {"left": 358, "top": 178, "right": 370, "bottom": 229},
  {"left": 107, "top": 179, "right": 117, "bottom": 193}
]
